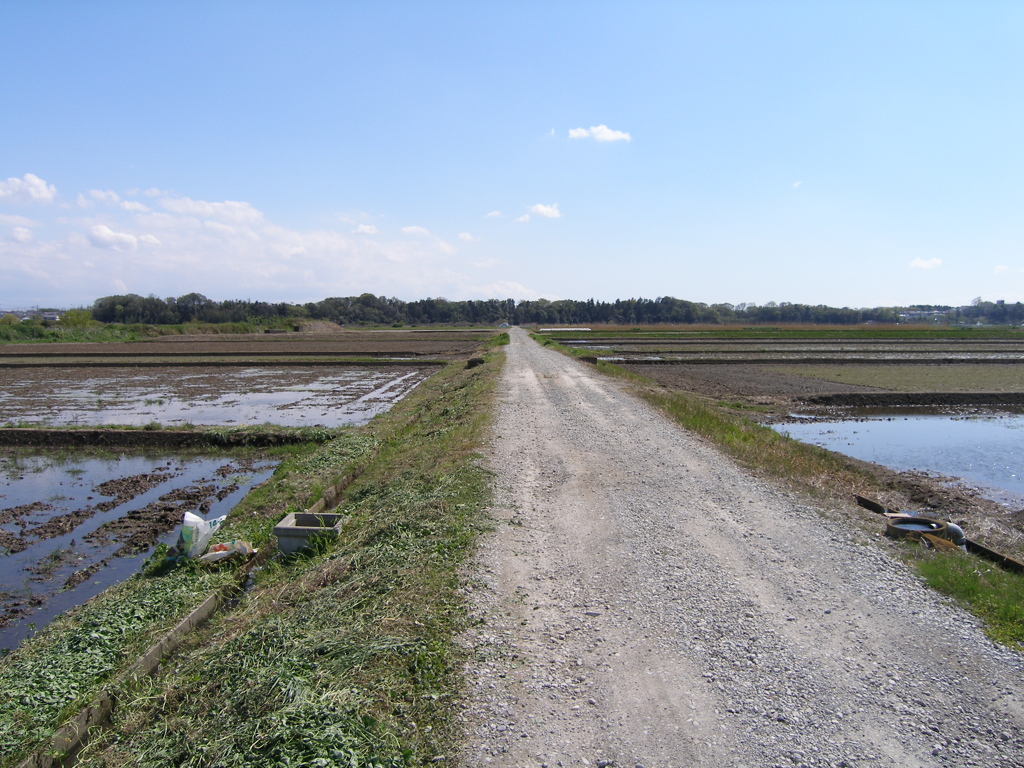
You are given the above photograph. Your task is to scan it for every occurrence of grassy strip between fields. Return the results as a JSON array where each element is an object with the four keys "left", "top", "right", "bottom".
[
  {"left": 915, "top": 551, "right": 1024, "bottom": 647},
  {"left": 534, "top": 333, "right": 1024, "bottom": 649},
  {"left": 50, "top": 353, "right": 500, "bottom": 767},
  {"left": 0, "top": 566, "right": 238, "bottom": 764},
  {"left": 0, "top": 432, "right": 375, "bottom": 767},
  {"left": 538, "top": 326, "right": 1024, "bottom": 340}
]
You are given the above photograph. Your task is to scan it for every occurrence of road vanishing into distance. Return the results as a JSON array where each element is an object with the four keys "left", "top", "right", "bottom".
[{"left": 457, "top": 328, "right": 1024, "bottom": 768}]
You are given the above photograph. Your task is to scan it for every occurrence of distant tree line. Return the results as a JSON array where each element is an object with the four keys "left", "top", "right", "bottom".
[{"left": 88, "top": 292, "right": 1023, "bottom": 327}]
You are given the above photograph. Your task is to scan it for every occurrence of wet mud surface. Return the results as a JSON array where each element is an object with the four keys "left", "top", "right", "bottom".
[
  {"left": 625, "top": 362, "right": 1024, "bottom": 419},
  {"left": 0, "top": 365, "right": 434, "bottom": 428},
  {"left": 0, "top": 453, "right": 276, "bottom": 649},
  {"left": 0, "top": 330, "right": 484, "bottom": 358}
]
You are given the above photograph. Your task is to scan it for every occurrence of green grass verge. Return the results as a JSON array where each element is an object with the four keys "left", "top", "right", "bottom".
[
  {"left": 69, "top": 354, "right": 501, "bottom": 767},
  {"left": 479, "top": 331, "right": 510, "bottom": 349},
  {"left": 0, "top": 565, "right": 237, "bottom": 765},
  {"left": 912, "top": 549, "right": 1024, "bottom": 648}
]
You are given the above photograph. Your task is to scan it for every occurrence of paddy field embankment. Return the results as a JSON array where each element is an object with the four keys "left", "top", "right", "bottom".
[{"left": 1, "top": 327, "right": 504, "bottom": 767}]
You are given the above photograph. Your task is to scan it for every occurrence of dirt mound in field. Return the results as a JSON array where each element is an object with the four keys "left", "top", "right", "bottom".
[{"left": 0, "top": 428, "right": 319, "bottom": 449}]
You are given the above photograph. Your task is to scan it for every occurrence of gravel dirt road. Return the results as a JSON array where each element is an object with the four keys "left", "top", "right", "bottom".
[{"left": 457, "top": 328, "right": 1024, "bottom": 768}]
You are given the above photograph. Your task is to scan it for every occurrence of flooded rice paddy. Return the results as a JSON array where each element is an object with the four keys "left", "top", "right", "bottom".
[
  {"left": 774, "top": 413, "right": 1024, "bottom": 508},
  {"left": 0, "top": 366, "right": 433, "bottom": 428},
  {"left": 0, "top": 452, "right": 277, "bottom": 650}
]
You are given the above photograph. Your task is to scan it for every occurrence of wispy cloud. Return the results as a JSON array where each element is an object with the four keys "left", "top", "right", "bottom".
[
  {"left": 568, "top": 124, "right": 631, "bottom": 142},
  {"left": 530, "top": 203, "right": 561, "bottom": 218},
  {"left": 88, "top": 224, "right": 139, "bottom": 251},
  {"left": 909, "top": 257, "right": 942, "bottom": 269},
  {"left": 160, "top": 197, "right": 264, "bottom": 225},
  {"left": 467, "top": 281, "right": 554, "bottom": 301},
  {"left": 90, "top": 189, "right": 121, "bottom": 204},
  {"left": 2, "top": 185, "right": 532, "bottom": 306},
  {"left": 516, "top": 203, "right": 561, "bottom": 223},
  {"left": 485, "top": 210, "right": 502, "bottom": 218},
  {"left": 0, "top": 214, "right": 38, "bottom": 227},
  {"left": 994, "top": 265, "right": 1011, "bottom": 274},
  {"left": 0, "top": 173, "right": 57, "bottom": 204}
]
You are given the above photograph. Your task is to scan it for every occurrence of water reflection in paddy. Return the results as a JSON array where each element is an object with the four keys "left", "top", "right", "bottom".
[
  {"left": 773, "top": 413, "right": 1024, "bottom": 508},
  {"left": 0, "top": 367, "right": 433, "bottom": 428},
  {"left": 0, "top": 453, "right": 277, "bottom": 650}
]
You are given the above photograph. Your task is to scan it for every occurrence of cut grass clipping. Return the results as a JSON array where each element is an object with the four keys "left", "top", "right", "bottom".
[
  {"left": 0, "top": 566, "right": 237, "bottom": 765},
  {"left": 67, "top": 353, "right": 501, "bottom": 768}
]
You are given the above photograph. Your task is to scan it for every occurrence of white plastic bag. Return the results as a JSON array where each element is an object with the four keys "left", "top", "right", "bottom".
[
  {"left": 176, "top": 511, "right": 227, "bottom": 559},
  {"left": 198, "top": 540, "right": 256, "bottom": 563}
]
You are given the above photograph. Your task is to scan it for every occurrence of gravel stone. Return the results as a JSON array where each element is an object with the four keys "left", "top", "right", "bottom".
[{"left": 456, "top": 329, "right": 1024, "bottom": 767}]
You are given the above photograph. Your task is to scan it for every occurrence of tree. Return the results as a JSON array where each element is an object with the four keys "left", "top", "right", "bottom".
[{"left": 59, "top": 309, "right": 93, "bottom": 328}]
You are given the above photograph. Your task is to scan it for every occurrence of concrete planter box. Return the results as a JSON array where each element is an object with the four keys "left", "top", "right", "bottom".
[{"left": 273, "top": 512, "right": 344, "bottom": 555}]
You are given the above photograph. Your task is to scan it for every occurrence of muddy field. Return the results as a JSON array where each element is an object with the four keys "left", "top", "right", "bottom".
[
  {"left": 0, "top": 330, "right": 488, "bottom": 360},
  {"left": 624, "top": 362, "right": 1024, "bottom": 419},
  {"left": 0, "top": 330, "right": 467, "bottom": 647},
  {"left": 0, "top": 452, "right": 276, "bottom": 649},
  {"left": 0, "top": 365, "right": 434, "bottom": 428}
]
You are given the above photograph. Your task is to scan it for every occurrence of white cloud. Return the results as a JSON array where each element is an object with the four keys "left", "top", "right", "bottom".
[
  {"left": 994, "top": 265, "right": 1011, "bottom": 274},
  {"left": 90, "top": 189, "right": 121, "bottom": 204},
  {"left": 530, "top": 203, "right": 561, "bottom": 218},
  {"left": 458, "top": 232, "right": 474, "bottom": 242},
  {"left": 909, "top": 257, "right": 942, "bottom": 269},
  {"left": 468, "top": 281, "right": 551, "bottom": 301},
  {"left": 0, "top": 173, "right": 57, "bottom": 203},
  {"left": 2, "top": 184, "right": 534, "bottom": 306},
  {"left": 0, "top": 214, "right": 37, "bottom": 227},
  {"left": 88, "top": 224, "right": 138, "bottom": 251},
  {"left": 354, "top": 224, "right": 378, "bottom": 235},
  {"left": 12, "top": 227, "right": 33, "bottom": 242},
  {"left": 203, "top": 220, "right": 237, "bottom": 235},
  {"left": 485, "top": 210, "right": 502, "bottom": 218},
  {"left": 472, "top": 257, "right": 498, "bottom": 268},
  {"left": 515, "top": 214, "right": 530, "bottom": 223},
  {"left": 792, "top": 181, "right": 802, "bottom": 188},
  {"left": 337, "top": 211, "right": 380, "bottom": 226},
  {"left": 568, "top": 124, "right": 631, "bottom": 142},
  {"left": 160, "top": 196, "right": 264, "bottom": 225}
]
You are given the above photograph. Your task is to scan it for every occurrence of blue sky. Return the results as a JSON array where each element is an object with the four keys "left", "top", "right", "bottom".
[{"left": 2, "top": 1, "right": 1022, "bottom": 309}]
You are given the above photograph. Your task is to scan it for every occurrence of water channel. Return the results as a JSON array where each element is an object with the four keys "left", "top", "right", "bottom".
[{"left": 773, "top": 412, "right": 1024, "bottom": 509}]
